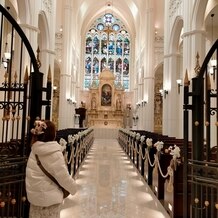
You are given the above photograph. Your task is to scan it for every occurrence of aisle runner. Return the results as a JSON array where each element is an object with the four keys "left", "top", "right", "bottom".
[
  {"left": 60, "top": 139, "right": 170, "bottom": 218},
  {"left": 93, "top": 128, "right": 119, "bottom": 139}
]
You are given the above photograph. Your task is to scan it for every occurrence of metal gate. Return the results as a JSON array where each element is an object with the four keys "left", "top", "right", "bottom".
[
  {"left": 183, "top": 40, "right": 218, "bottom": 218},
  {"left": 0, "top": 5, "right": 51, "bottom": 218}
]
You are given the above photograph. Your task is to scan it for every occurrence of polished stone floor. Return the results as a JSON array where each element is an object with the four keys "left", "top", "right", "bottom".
[{"left": 60, "top": 139, "right": 170, "bottom": 218}]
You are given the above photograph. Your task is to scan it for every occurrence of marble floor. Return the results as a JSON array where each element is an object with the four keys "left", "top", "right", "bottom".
[{"left": 60, "top": 139, "right": 170, "bottom": 218}]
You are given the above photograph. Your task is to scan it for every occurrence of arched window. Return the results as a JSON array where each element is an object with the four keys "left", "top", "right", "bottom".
[{"left": 84, "top": 13, "right": 130, "bottom": 90}]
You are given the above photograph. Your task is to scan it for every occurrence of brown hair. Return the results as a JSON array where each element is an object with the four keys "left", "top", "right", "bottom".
[{"left": 31, "top": 120, "right": 56, "bottom": 145}]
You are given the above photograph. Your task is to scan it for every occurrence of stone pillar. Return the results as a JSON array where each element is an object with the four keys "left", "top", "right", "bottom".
[
  {"left": 58, "top": 2, "right": 74, "bottom": 129},
  {"left": 142, "top": 0, "right": 155, "bottom": 131},
  {"left": 162, "top": 53, "right": 182, "bottom": 137}
]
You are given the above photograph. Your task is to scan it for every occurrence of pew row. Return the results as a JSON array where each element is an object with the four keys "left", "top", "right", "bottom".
[{"left": 118, "top": 128, "right": 190, "bottom": 218}]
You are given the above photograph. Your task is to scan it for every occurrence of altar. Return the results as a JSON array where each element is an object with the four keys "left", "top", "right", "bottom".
[
  {"left": 85, "top": 68, "right": 125, "bottom": 128},
  {"left": 88, "top": 110, "right": 123, "bottom": 128}
]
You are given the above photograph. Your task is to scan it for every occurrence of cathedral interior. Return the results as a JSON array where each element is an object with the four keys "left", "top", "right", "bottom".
[{"left": 0, "top": 0, "right": 217, "bottom": 218}]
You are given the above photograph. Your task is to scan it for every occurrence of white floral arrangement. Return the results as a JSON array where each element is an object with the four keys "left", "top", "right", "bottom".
[
  {"left": 30, "top": 120, "right": 47, "bottom": 135},
  {"left": 59, "top": 138, "right": 67, "bottom": 152},
  {"left": 140, "top": 135, "right": 145, "bottom": 142},
  {"left": 146, "top": 138, "right": 153, "bottom": 148},
  {"left": 169, "top": 145, "right": 181, "bottom": 160},
  {"left": 68, "top": 134, "right": 75, "bottom": 144},
  {"left": 75, "top": 134, "right": 80, "bottom": 141},
  {"left": 136, "top": 133, "right": 141, "bottom": 140},
  {"left": 154, "top": 141, "right": 164, "bottom": 152},
  {"left": 131, "top": 131, "right": 136, "bottom": 138}
]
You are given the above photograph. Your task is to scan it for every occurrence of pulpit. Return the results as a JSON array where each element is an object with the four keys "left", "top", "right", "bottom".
[{"left": 75, "top": 107, "right": 87, "bottom": 128}]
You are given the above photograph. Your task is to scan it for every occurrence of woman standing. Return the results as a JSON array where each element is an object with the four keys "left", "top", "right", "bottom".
[{"left": 26, "top": 120, "right": 77, "bottom": 218}]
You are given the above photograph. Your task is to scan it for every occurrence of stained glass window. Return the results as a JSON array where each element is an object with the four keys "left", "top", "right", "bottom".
[{"left": 84, "top": 13, "right": 130, "bottom": 90}]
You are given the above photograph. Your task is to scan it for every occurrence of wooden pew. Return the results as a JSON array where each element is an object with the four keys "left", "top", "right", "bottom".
[
  {"left": 132, "top": 130, "right": 178, "bottom": 186},
  {"left": 152, "top": 152, "right": 172, "bottom": 200},
  {"left": 55, "top": 128, "right": 87, "bottom": 142},
  {"left": 151, "top": 139, "right": 190, "bottom": 201},
  {"left": 164, "top": 163, "right": 186, "bottom": 218}
]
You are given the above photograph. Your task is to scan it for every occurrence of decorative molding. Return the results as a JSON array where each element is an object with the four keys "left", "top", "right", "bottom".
[
  {"left": 155, "top": 35, "right": 164, "bottom": 42},
  {"left": 43, "top": 0, "right": 52, "bottom": 13},
  {"left": 155, "top": 44, "right": 164, "bottom": 68},
  {"left": 164, "top": 53, "right": 182, "bottom": 58},
  {"left": 55, "top": 32, "right": 63, "bottom": 62},
  {"left": 155, "top": 47, "right": 164, "bottom": 54},
  {"left": 169, "top": 0, "right": 182, "bottom": 17},
  {"left": 55, "top": 32, "right": 63, "bottom": 39}
]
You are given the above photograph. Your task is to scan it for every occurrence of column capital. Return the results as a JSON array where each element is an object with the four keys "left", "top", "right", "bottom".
[
  {"left": 182, "top": 29, "right": 206, "bottom": 39},
  {"left": 19, "top": 23, "right": 40, "bottom": 33},
  {"left": 164, "top": 53, "right": 182, "bottom": 59}
]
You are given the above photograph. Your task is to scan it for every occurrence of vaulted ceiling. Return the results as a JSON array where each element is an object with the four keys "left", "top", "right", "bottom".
[{"left": 75, "top": 0, "right": 164, "bottom": 39}]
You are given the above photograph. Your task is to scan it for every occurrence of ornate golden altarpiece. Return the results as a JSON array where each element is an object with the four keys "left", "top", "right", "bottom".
[{"left": 86, "top": 69, "right": 125, "bottom": 128}]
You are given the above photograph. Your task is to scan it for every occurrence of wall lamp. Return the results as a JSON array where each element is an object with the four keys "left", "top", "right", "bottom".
[
  {"left": 159, "top": 89, "right": 168, "bottom": 99},
  {"left": 2, "top": 43, "right": 11, "bottom": 69},
  {"left": 142, "top": 100, "right": 147, "bottom": 106},
  {"left": 67, "top": 98, "right": 72, "bottom": 104},
  {"left": 136, "top": 102, "right": 141, "bottom": 107},
  {"left": 210, "top": 59, "right": 216, "bottom": 81},
  {"left": 210, "top": 13, "right": 216, "bottom": 81},
  {"left": 176, "top": 79, "right": 182, "bottom": 94},
  {"left": 67, "top": 98, "right": 76, "bottom": 106}
]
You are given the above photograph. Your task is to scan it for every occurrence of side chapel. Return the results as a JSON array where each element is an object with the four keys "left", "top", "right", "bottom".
[{"left": 85, "top": 68, "right": 132, "bottom": 128}]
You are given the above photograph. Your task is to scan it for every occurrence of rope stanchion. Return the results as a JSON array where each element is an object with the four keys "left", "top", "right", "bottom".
[{"left": 59, "top": 128, "right": 94, "bottom": 177}]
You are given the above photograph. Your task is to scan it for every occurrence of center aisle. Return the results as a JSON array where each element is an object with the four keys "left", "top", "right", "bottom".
[{"left": 60, "top": 139, "right": 170, "bottom": 218}]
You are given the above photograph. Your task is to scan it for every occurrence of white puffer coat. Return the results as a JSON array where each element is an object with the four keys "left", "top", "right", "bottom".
[{"left": 26, "top": 141, "right": 77, "bottom": 207}]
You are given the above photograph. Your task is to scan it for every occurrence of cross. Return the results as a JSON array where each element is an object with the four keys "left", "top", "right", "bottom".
[{"left": 104, "top": 26, "right": 113, "bottom": 42}]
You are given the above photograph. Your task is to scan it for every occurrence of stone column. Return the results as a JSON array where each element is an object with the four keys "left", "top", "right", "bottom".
[
  {"left": 58, "top": 2, "right": 74, "bottom": 129},
  {"left": 143, "top": 0, "right": 155, "bottom": 131},
  {"left": 162, "top": 53, "right": 182, "bottom": 137}
]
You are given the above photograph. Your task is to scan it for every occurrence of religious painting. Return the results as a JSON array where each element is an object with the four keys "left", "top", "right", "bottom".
[{"left": 101, "top": 84, "right": 112, "bottom": 106}]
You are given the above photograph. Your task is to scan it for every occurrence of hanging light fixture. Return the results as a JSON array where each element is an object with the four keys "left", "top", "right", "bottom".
[{"left": 210, "top": 13, "right": 216, "bottom": 81}]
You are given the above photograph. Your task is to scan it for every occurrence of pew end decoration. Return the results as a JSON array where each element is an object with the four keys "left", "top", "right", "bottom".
[
  {"left": 59, "top": 138, "right": 68, "bottom": 164},
  {"left": 166, "top": 145, "right": 181, "bottom": 192},
  {"left": 168, "top": 145, "right": 181, "bottom": 169},
  {"left": 56, "top": 128, "right": 94, "bottom": 177},
  {"left": 145, "top": 139, "right": 181, "bottom": 193}
]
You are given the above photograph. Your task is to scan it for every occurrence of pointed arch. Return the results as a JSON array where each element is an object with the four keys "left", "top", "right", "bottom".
[
  {"left": 38, "top": 11, "right": 50, "bottom": 49},
  {"left": 169, "top": 16, "right": 184, "bottom": 54}
]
